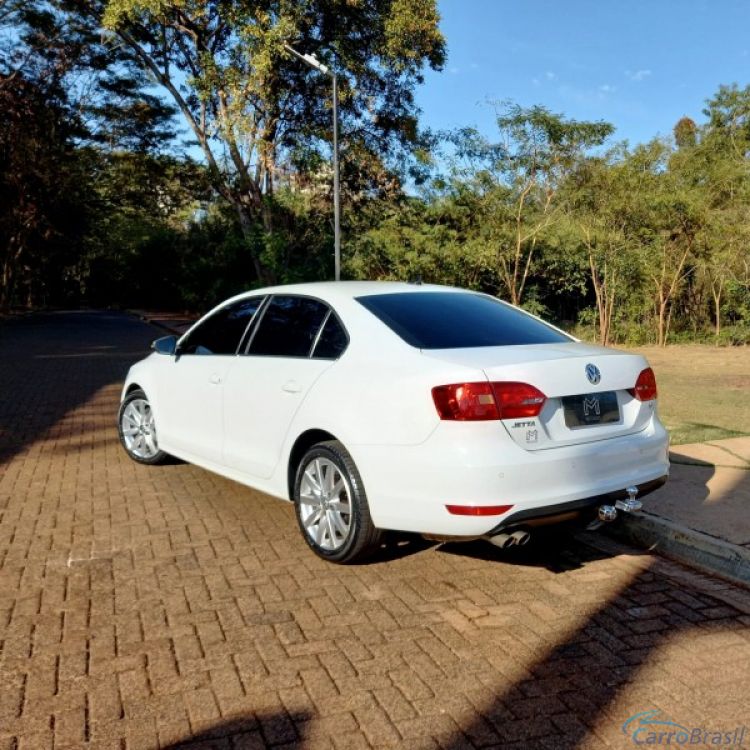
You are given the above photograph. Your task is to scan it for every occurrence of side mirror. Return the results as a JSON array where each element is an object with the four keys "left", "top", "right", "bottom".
[{"left": 151, "top": 335, "right": 178, "bottom": 356}]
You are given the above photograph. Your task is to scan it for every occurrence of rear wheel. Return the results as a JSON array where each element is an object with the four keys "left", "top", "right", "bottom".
[
  {"left": 118, "top": 389, "right": 169, "bottom": 465},
  {"left": 294, "top": 440, "right": 382, "bottom": 563}
]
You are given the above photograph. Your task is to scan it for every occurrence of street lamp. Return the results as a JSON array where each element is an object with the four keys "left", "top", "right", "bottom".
[{"left": 284, "top": 43, "right": 341, "bottom": 281}]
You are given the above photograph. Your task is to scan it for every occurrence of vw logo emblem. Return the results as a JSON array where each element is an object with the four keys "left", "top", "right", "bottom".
[{"left": 585, "top": 363, "right": 601, "bottom": 385}]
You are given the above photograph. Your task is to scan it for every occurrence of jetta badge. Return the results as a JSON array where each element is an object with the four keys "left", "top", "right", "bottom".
[{"left": 585, "top": 363, "right": 601, "bottom": 385}]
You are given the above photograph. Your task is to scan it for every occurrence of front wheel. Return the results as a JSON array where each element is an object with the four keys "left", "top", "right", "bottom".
[
  {"left": 118, "top": 388, "right": 169, "bottom": 465},
  {"left": 294, "top": 441, "right": 382, "bottom": 563}
]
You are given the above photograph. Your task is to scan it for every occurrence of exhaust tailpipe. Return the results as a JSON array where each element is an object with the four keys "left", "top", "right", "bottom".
[
  {"left": 510, "top": 530, "right": 530, "bottom": 546},
  {"left": 488, "top": 533, "right": 515, "bottom": 549}
]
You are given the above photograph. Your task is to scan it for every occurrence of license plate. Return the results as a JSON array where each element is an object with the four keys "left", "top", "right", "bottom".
[{"left": 563, "top": 391, "right": 619, "bottom": 428}]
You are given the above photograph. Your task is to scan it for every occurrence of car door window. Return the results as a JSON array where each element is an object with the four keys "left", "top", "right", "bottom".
[
  {"left": 180, "top": 296, "right": 264, "bottom": 355},
  {"left": 312, "top": 313, "right": 349, "bottom": 359},
  {"left": 248, "top": 296, "right": 328, "bottom": 357}
]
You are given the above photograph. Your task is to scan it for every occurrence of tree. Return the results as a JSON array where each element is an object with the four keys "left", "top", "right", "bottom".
[
  {"left": 0, "top": 73, "right": 88, "bottom": 309},
  {"left": 565, "top": 147, "right": 637, "bottom": 346},
  {"left": 692, "top": 85, "right": 750, "bottom": 341},
  {"left": 81, "top": 0, "right": 446, "bottom": 282},
  {"left": 449, "top": 105, "right": 613, "bottom": 305}
]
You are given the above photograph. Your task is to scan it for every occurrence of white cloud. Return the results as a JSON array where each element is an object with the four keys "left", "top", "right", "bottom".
[
  {"left": 599, "top": 84, "right": 616, "bottom": 94},
  {"left": 449, "top": 66, "right": 460, "bottom": 74},
  {"left": 532, "top": 77, "right": 541, "bottom": 87},
  {"left": 626, "top": 69, "right": 652, "bottom": 82},
  {"left": 545, "top": 70, "right": 557, "bottom": 81}
]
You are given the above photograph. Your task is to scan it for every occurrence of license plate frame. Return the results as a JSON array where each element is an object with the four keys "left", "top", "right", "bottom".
[{"left": 562, "top": 391, "right": 620, "bottom": 429}]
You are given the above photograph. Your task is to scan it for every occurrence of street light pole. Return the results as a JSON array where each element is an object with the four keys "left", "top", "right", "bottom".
[
  {"left": 331, "top": 71, "right": 340, "bottom": 282},
  {"left": 284, "top": 44, "right": 341, "bottom": 281}
]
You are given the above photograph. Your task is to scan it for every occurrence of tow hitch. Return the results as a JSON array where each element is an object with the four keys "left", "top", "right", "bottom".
[{"left": 590, "top": 486, "right": 641, "bottom": 529}]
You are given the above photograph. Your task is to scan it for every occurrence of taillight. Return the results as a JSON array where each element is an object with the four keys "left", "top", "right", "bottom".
[
  {"left": 629, "top": 367, "right": 657, "bottom": 402},
  {"left": 432, "top": 381, "right": 546, "bottom": 420},
  {"left": 432, "top": 382, "right": 499, "bottom": 421},
  {"left": 491, "top": 382, "right": 547, "bottom": 419}
]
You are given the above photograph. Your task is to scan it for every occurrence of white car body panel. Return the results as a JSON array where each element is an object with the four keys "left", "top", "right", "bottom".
[
  {"left": 222, "top": 356, "right": 333, "bottom": 478},
  {"left": 121, "top": 281, "right": 669, "bottom": 538}
]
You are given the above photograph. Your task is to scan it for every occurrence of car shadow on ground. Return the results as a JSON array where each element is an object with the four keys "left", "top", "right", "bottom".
[
  {"left": 363, "top": 526, "right": 622, "bottom": 574},
  {"left": 438, "top": 529, "right": 614, "bottom": 573}
]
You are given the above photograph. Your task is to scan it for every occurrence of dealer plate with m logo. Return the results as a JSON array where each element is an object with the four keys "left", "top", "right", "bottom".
[{"left": 562, "top": 391, "right": 620, "bottom": 428}]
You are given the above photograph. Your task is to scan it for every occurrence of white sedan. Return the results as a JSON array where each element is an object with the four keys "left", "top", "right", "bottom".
[{"left": 118, "top": 282, "right": 669, "bottom": 562}]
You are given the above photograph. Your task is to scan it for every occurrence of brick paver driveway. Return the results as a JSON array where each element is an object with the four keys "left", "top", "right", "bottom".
[{"left": 1, "top": 311, "right": 749, "bottom": 750}]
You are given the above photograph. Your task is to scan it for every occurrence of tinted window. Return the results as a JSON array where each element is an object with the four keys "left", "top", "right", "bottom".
[
  {"left": 248, "top": 296, "right": 328, "bottom": 357},
  {"left": 356, "top": 292, "right": 572, "bottom": 349},
  {"left": 181, "top": 297, "right": 264, "bottom": 355},
  {"left": 312, "top": 314, "right": 349, "bottom": 359}
]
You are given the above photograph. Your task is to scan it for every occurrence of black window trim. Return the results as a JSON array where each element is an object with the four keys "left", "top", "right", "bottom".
[
  {"left": 240, "top": 293, "right": 350, "bottom": 360},
  {"left": 178, "top": 294, "right": 268, "bottom": 357},
  {"left": 309, "top": 309, "right": 331, "bottom": 357},
  {"left": 236, "top": 294, "right": 270, "bottom": 354},
  {"left": 311, "top": 309, "right": 350, "bottom": 360}
]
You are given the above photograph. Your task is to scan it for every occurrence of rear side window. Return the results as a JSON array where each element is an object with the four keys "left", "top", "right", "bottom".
[
  {"left": 180, "top": 296, "right": 264, "bottom": 355},
  {"left": 356, "top": 292, "right": 572, "bottom": 349},
  {"left": 312, "top": 313, "right": 349, "bottom": 359},
  {"left": 248, "top": 296, "right": 329, "bottom": 357}
]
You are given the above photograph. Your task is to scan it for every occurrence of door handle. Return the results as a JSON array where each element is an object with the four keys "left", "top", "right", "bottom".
[
  {"left": 209, "top": 373, "right": 222, "bottom": 385},
  {"left": 282, "top": 380, "right": 301, "bottom": 394}
]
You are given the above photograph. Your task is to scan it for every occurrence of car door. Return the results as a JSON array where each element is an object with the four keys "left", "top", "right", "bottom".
[
  {"left": 154, "top": 296, "right": 264, "bottom": 463},
  {"left": 222, "top": 295, "right": 348, "bottom": 479}
]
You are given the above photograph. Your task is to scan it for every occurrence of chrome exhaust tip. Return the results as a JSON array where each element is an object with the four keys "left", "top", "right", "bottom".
[
  {"left": 510, "top": 530, "right": 530, "bottom": 546},
  {"left": 598, "top": 505, "right": 618, "bottom": 522},
  {"left": 488, "top": 532, "right": 515, "bottom": 549}
]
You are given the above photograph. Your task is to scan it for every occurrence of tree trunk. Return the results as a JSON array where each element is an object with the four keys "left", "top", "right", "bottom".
[
  {"left": 234, "top": 204, "right": 273, "bottom": 285},
  {"left": 713, "top": 289, "right": 722, "bottom": 342},
  {"left": 657, "top": 294, "right": 667, "bottom": 347}
]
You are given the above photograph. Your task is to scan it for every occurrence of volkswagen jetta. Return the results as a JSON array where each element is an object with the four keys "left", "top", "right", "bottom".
[{"left": 118, "top": 282, "right": 669, "bottom": 562}]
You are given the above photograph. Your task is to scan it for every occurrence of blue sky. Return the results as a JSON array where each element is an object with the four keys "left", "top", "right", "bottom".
[{"left": 415, "top": 0, "right": 750, "bottom": 146}]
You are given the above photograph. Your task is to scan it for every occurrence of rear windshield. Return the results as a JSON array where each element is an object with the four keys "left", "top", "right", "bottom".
[{"left": 356, "top": 291, "right": 572, "bottom": 349}]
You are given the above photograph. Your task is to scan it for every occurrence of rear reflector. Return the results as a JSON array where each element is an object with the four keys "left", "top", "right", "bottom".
[
  {"left": 629, "top": 367, "right": 657, "bottom": 402},
  {"left": 432, "top": 381, "right": 547, "bottom": 421},
  {"left": 446, "top": 504, "right": 514, "bottom": 516}
]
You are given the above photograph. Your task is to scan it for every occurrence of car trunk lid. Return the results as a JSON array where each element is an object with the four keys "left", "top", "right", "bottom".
[{"left": 421, "top": 342, "right": 656, "bottom": 450}]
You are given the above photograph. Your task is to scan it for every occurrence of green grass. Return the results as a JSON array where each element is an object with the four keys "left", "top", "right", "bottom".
[{"left": 629, "top": 345, "right": 750, "bottom": 445}]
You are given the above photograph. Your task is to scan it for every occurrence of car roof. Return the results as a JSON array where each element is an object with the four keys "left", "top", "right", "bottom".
[{"left": 223, "top": 280, "right": 466, "bottom": 306}]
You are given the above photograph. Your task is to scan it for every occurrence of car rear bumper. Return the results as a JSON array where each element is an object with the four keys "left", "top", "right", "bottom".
[
  {"left": 486, "top": 474, "right": 667, "bottom": 534},
  {"left": 351, "top": 417, "right": 670, "bottom": 536}
]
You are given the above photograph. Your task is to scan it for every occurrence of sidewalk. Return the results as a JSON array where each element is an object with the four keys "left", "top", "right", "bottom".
[{"left": 609, "top": 436, "right": 750, "bottom": 586}]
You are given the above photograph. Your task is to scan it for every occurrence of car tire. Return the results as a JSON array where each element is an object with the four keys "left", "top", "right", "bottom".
[
  {"left": 117, "top": 388, "right": 169, "bottom": 465},
  {"left": 293, "top": 440, "right": 382, "bottom": 563}
]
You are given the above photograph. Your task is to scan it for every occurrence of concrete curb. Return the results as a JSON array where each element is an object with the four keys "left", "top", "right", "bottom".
[
  {"left": 128, "top": 310, "right": 193, "bottom": 336},
  {"left": 606, "top": 511, "right": 750, "bottom": 587}
]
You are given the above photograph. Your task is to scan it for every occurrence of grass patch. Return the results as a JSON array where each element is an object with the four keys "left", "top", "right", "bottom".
[
  {"left": 666, "top": 423, "right": 747, "bottom": 447},
  {"left": 629, "top": 345, "right": 750, "bottom": 445}
]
